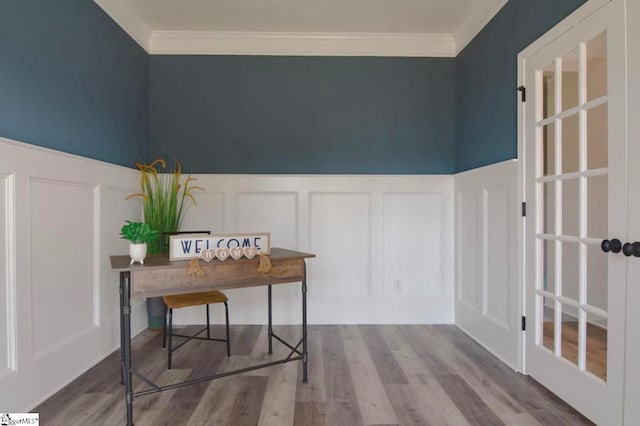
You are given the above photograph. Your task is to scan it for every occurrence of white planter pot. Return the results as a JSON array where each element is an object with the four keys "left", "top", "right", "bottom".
[{"left": 129, "top": 243, "right": 147, "bottom": 265}]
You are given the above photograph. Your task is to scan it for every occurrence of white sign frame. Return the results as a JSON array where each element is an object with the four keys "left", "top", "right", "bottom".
[{"left": 169, "top": 232, "right": 271, "bottom": 261}]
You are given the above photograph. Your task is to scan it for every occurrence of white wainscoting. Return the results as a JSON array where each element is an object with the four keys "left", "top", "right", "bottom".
[
  {"left": 0, "top": 172, "right": 11, "bottom": 379},
  {"left": 177, "top": 174, "right": 455, "bottom": 325},
  {"left": 0, "top": 137, "right": 145, "bottom": 412},
  {"left": 0, "top": 136, "right": 456, "bottom": 411},
  {"left": 454, "top": 160, "right": 520, "bottom": 369}
]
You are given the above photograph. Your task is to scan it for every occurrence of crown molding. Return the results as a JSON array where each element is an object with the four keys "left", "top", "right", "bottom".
[
  {"left": 148, "top": 31, "right": 456, "bottom": 57},
  {"left": 454, "top": 0, "right": 508, "bottom": 55},
  {"left": 94, "top": 0, "right": 506, "bottom": 57}
]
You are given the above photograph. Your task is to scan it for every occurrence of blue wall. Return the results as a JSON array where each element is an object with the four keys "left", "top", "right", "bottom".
[
  {"left": 149, "top": 56, "right": 455, "bottom": 174},
  {"left": 0, "top": 0, "right": 149, "bottom": 166},
  {"left": 455, "top": 0, "right": 586, "bottom": 172},
  {"left": 1, "top": 0, "right": 589, "bottom": 174}
]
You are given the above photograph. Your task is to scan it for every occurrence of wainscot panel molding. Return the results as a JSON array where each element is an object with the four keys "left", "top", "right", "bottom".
[
  {"left": 177, "top": 174, "right": 455, "bottom": 325},
  {"left": 0, "top": 138, "right": 455, "bottom": 410},
  {"left": 454, "top": 160, "right": 519, "bottom": 369},
  {"left": 0, "top": 137, "right": 145, "bottom": 412},
  {"left": 0, "top": 173, "right": 13, "bottom": 378}
]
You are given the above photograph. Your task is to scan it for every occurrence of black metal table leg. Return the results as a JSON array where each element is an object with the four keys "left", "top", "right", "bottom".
[
  {"left": 120, "top": 271, "right": 134, "bottom": 426},
  {"left": 268, "top": 284, "right": 273, "bottom": 354},
  {"left": 302, "top": 263, "right": 308, "bottom": 383},
  {"left": 113, "top": 254, "right": 311, "bottom": 424},
  {"left": 119, "top": 279, "right": 125, "bottom": 386}
]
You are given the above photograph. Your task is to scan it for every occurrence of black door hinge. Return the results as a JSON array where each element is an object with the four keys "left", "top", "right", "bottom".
[
  {"left": 517, "top": 85, "right": 526, "bottom": 102},
  {"left": 521, "top": 202, "right": 527, "bottom": 217},
  {"left": 521, "top": 316, "right": 526, "bottom": 331}
]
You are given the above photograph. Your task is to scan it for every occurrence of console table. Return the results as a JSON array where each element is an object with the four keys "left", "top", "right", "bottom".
[{"left": 110, "top": 248, "right": 315, "bottom": 425}]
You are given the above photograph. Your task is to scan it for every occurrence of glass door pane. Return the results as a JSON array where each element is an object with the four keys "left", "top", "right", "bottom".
[
  {"left": 536, "top": 30, "right": 609, "bottom": 381},
  {"left": 526, "top": 3, "right": 626, "bottom": 421}
]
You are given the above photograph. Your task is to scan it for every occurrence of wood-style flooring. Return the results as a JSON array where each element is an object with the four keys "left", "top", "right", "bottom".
[
  {"left": 543, "top": 321, "right": 607, "bottom": 380},
  {"left": 35, "top": 325, "right": 592, "bottom": 425}
]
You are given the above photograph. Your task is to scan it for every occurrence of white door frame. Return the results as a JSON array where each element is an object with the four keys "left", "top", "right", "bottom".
[
  {"left": 625, "top": 0, "right": 640, "bottom": 423},
  {"left": 516, "top": 0, "right": 612, "bottom": 376}
]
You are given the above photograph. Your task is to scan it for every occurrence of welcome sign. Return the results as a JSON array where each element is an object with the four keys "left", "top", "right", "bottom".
[{"left": 169, "top": 233, "right": 271, "bottom": 261}]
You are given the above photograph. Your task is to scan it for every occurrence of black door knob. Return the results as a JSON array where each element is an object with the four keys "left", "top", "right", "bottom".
[
  {"left": 623, "top": 242, "right": 640, "bottom": 257},
  {"left": 602, "top": 238, "right": 622, "bottom": 253}
]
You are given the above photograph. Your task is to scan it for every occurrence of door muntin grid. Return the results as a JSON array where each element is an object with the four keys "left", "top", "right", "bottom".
[{"left": 534, "top": 31, "right": 608, "bottom": 381}]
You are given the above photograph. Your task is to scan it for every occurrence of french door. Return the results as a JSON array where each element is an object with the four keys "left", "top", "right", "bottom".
[{"left": 523, "top": 0, "right": 627, "bottom": 424}]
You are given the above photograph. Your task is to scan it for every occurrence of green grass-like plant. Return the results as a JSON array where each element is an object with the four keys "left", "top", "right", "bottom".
[
  {"left": 119, "top": 220, "right": 160, "bottom": 244},
  {"left": 126, "top": 159, "right": 203, "bottom": 254}
]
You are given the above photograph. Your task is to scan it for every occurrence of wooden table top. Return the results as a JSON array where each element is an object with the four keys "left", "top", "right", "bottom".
[
  {"left": 110, "top": 247, "right": 315, "bottom": 272},
  {"left": 110, "top": 248, "right": 315, "bottom": 298}
]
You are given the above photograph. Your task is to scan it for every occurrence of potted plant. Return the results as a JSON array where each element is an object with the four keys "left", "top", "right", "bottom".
[
  {"left": 120, "top": 221, "right": 160, "bottom": 265},
  {"left": 126, "top": 159, "right": 203, "bottom": 329}
]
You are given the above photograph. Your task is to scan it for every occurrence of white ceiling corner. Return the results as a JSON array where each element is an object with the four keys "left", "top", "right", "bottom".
[
  {"left": 93, "top": 0, "right": 507, "bottom": 57},
  {"left": 94, "top": 0, "right": 152, "bottom": 51},
  {"left": 453, "top": 0, "right": 508, "bottom": 54}
]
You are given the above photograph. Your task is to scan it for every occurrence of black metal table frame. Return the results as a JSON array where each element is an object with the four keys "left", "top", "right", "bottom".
[{"left": 118, "top": 264, "right": 308, "bottom": 426}]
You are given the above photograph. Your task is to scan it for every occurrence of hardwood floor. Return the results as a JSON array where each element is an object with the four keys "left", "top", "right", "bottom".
[
  {"left": 35, "top": 325, "right": 592, "bottom": 425},
  {"left": 542, "top": 321, "right": 607, "bottom": 380}
]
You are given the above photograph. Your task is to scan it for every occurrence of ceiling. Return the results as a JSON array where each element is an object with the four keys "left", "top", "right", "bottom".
[{"left": 94, "top": 0, "right": 508, "bottom": 56}]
